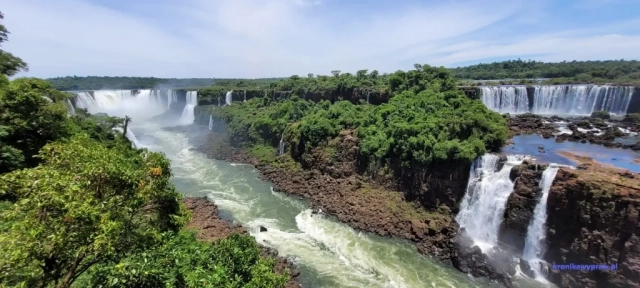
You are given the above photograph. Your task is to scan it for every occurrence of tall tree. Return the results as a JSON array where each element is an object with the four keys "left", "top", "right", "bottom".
[
  {"left": 0, "top": 134, "right": 187, "bottom": 287},
  {"left": 0, "top": 11, "right": 28, "bottom": 77}
]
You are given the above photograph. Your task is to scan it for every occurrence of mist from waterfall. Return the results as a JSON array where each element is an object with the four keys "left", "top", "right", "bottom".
[
  {"left": 455, "top": 154, "right": 526, "bottom": 251},
  {"left": 522, "top": 165, "right": 561, "bottom": 281},
  {"left": 74, "top": 90, "right": 166, "bottom": 119},
  {"left": 178, "top": 91, "right": 198, "bottom": 125},
  {"left": 72, "top": 89, "right": 173, "bottom": 147}
]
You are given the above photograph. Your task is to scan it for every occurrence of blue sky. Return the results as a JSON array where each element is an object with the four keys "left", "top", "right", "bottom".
[{"left": 1, "top": 0, "right": 639, "bottom": 78}]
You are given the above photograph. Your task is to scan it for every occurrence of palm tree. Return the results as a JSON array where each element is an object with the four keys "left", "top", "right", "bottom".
[{"left": 123, "top": 115, "right": 132, "bottom": 138}]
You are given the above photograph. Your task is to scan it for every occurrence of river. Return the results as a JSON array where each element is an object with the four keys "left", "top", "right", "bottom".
[{"left": 131, "top": 122, "right": 495, "bottom": 288}]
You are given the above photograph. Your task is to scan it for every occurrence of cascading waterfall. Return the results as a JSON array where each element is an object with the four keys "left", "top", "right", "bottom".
[
  {"left": 64, "top": 98, "right": 76, "bottom": 115},
  {"left": 167, "top": 89, "right": 177, "bottom": 109},
  {"left": 225, "top": 90, "right": 233, "bottom": 106},
  {"left": 367, "top": 91, "right": 370, "bottom": 104},
  {"left": 243, "top": 90, "right": 247, "bottom": 102},
  {"left": 522, "top": 164, "right": 561, "bottom": 280},
  {"left": 455, "top": 154, "right": 527, "bottom": 251},
  {"left": 209, "top": 115, "right": 213, "bottom": 131},
  {"left": 532, "top": 85, "right": 634, "bottom": 115},
  {"left": 178, "top": 91, "right": 198, "bottom": 125},
  {"left": 480, "top": 86, "right": 529, "bottom": 114},
  {"left": 278, "top": 132, "right": 285, "bottom": 155},
  {"left": 126, "top": 129, "right": 141, "bottom": 148}
]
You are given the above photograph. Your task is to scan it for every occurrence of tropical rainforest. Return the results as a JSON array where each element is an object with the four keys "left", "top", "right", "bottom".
[
  {"left": 197, "top": 64, "right": 509, "bottom": 173},
  {"left": 0, "top": 11, "right": 286, "bottom": 288}
]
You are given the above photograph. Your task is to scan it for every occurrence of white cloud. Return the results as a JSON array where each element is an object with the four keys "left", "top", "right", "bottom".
[{"left": 0, "top": 0, "right": 638, "bottom": 78}]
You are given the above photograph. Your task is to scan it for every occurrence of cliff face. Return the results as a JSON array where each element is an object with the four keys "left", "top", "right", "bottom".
[
  {"left": 499, "top": 161, "right": 546, "bottom": 252},
  {"left": 545, "top": 168, "right": 640, "bottom": 287},
  {"left": 501, "top": 154, "right": 640, "bottom": 288}
]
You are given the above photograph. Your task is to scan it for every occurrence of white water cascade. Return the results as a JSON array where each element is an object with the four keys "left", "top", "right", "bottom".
[
  {"left": 522, "top": 165, "right": 561, "bottom": 281},
  {"left": 225, "top": 90, "right": 233, "bottom": 106},
  {"left": 532, "top": 85, "right": 634, "bottom": 116},
  {"left": 243, "top": 90, "right": 247, "bottom": 102},
  {"left": 64, "top": 98, "right": 76, "bottom": 115},
  {"left": 167, "top": 89, "right": 178, "bottom": 109},
  {"left": 74, "top": 90, "right": 166, "bottom": 119},
  {"left": 480, "top": 86, "right": 529, "bottom": 114},
  {"left": 456, "top": 154, "right": 527, "bottom": 251},
  {"left": 208, "top": 115, "right": 213, "bottom": 131},
  {"left": 178, "top": 91, "right": 198, "bottom": 125},
  {"left": 278, "top": 133, "right": 285, "bottom": 155}
]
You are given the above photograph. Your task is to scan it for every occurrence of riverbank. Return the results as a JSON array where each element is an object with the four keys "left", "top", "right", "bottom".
[{"left": 182, "top": 197, "right": 301, "bottom": 288}]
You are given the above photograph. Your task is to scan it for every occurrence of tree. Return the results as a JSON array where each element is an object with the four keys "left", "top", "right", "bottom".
[
  {"left": 0, "top": 11, "right": 28, "bottom": 76},
  {"left": 0, "top": 134, "right": 188, "bottom": 287},
  {"left": 0, "top": 78, "right": 73, "bottom": 172}
]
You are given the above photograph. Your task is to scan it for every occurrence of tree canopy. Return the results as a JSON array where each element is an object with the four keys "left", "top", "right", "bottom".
[
  {"left": 450, "top": 59, "right": 640, "bottom": 84},
  {"left": 200, "top": 64, "right": 509, "bottom": 169}
]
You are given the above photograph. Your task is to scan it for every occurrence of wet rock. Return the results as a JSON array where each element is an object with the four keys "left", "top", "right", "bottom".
[{"left": 260, "top": 226, "right": 268, "bottom": 232}]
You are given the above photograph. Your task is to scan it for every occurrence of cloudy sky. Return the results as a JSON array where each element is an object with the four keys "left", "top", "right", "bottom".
[{"left": 1, "top": 0, "right": 639, "bottom": 78}]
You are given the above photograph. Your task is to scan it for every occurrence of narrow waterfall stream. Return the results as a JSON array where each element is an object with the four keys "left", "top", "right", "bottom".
[
  {"left": 72, "top": 91, "right": 493, "bottom": 288},
  {"left": 522, "top": 165, "right": 561, "bottom": 281}
]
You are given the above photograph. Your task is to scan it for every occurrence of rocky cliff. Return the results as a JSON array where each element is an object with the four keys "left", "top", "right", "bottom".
[{"left": 502, "top": 153, "right": 640, "bottom": 287}]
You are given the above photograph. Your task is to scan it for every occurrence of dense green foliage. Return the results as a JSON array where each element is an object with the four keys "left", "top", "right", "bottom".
[
  {"left": 451, "top": 59, "right": 640, "bottom": 84},
  {"left": 201, "top": 65, "right": 508, "bottom": 168},
  {"left": 84, "top": 232, "right": 286, "bottom": 288},
  {"left": 47, "top": 76, "right": 283, "bottom": 91},
  {"left": 0, "top": 135, "right": 188, "bottom": 287},
  {"left": 0, "top": 12, "right": 288, "bottom": 288}
]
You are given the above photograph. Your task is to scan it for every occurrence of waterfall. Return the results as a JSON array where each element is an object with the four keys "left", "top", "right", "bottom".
[
  {"left": 208, "top": 115, "right": 213, "bottom": 131},
  {"left": 278, "top": 132, "right": 285, "bottom": 155},
  {"left": 225, "top": 90, "right": 233, "bottom": 106},
  {"left": 126, "top": 128, "right": 141, "bottom": 148},
  {"left": 532, "top": 85, "right": 633, "bottom": 116},
  {"left": 73, "top": 90, "right": 167, "bottom": 119},
  {"left": 455, "top": 154, "right": 527, "bottom": 251},
  {"left": 167, "top": 89, "right": 177, "bottom": 109},
  {"left": 522, "top": 165, "right": 561, "bottom": 280},
  {"left": 367, "top": 91, "right": 370, "bottom": 104},
  {"left": 480, "top": 86, "right": 529, "bottom": 114},
  {"left": 243, "top": 90, "right": 247, "bottom": 102},
  {"left": 178, "top": 91, "right": 198, "bottom": 125},
  {"left": 64, "top": 98, "right": 76, "bottom": 115}
]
